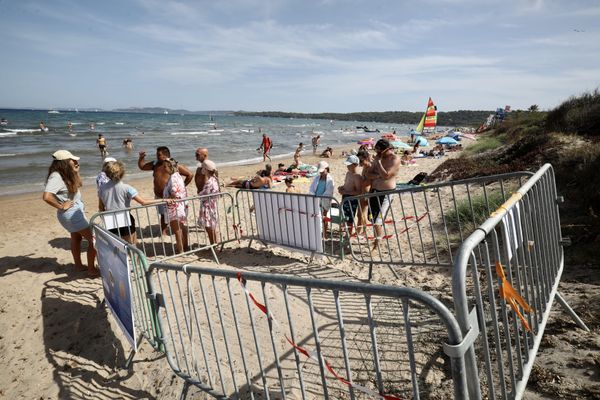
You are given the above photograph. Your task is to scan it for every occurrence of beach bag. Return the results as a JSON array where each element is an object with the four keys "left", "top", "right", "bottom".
[{"left": 408, "top": 172, "right": 428, "bottom": 186}]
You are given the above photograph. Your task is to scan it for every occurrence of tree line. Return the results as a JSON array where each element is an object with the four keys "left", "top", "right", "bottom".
[{"left": 233, "top": 110, "right": 494, "bottom": 127}]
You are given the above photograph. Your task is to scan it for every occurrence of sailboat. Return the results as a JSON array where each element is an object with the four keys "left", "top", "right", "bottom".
[{"left": 415, "top": 97, "right": 437, "bottom": 135}]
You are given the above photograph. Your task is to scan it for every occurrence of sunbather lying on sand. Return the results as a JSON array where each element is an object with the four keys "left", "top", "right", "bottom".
[{"left": 227, "top": 174, "right": 272, "bottom": 189}]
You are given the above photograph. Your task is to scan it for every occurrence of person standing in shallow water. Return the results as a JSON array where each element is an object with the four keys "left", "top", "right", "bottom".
[
  {"left": 312, "top": 134, "right": 321, "bottom": 155},
  {"left": 257, "top": 133, "right": 273, "bottom": 162},
  {"left": 97, "top": 134, "right": 108, "bottom": 157},
  {"left": 42, "top": 150, "right": 98, "bottom": 277}
]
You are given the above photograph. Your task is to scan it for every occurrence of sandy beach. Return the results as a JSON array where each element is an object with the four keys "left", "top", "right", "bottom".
[{"left": 0, "top": 141, "right": 596, "bottom": 399}]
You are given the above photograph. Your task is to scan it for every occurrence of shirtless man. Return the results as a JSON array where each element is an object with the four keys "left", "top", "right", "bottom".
[
  {"left": 338, "top": 155, "right": 363, "bottom": 236},
  {"left": 194, "top": 147, "right": 209, "bottom": 193},
  {"left": 138, "top": 146, "right": 194, "bottom": 240},
  {"left": 365, "top": 139, "right": 401, "bottom": 249},
  {"left": 311, "top": 134, "right": 321, "bottom": 155},
  {"left": 139, "top": 146, "right": 193, "bottom": 197}
]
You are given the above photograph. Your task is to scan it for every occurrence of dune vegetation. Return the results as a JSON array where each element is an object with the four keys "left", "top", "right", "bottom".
[{"left": 431, "top": 88, "right": 600, "bottom": 259}]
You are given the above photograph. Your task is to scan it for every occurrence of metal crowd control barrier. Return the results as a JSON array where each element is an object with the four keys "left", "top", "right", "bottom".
[
  {"left": 89, "top": 165, "right": 586, "bottom": 400},
  {"left": 235, "top": 190, "right": 346, "bottom": 260},
  {"left": 452, "top": 164, "right": 588, "bottom": 400},
  {"left": 91, "top": 192, "right": 237, "bottom": 263},
  {"left": 340, "top": 172, "right": 532, "bottom": 278},
  {"left": 146, "top": 263, "right": 473, "bottom": 400},
  {"left": 91, "top": 225, "right": 163, "bottom": 363}
]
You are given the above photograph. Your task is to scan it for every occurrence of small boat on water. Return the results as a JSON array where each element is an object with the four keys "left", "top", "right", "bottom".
[
  {"left": 0, "top": 118, "right": 7, "bottom": 126},
  {"left": 48, "top": 110, "right": 60, "bottom": 114},
  {"left": 357, "top": 125, "right": 380, "bottom": 133}
]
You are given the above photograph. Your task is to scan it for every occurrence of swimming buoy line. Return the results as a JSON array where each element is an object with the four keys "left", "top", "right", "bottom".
[{"left": 236, "top": 272, "right": 403, "bottom": 400}]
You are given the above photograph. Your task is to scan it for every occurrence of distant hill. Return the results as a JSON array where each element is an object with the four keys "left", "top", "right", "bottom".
[{"left": 111, "top": 107, "right": 236, "bottom": 116}]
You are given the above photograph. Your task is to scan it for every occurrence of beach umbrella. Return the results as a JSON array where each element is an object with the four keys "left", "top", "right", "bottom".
[
  {"left": 437, "top": 137, "right": 459, "bottom": 145},
  {"left": 415, "top": 136, "right": 429, "bottom": 146},
  {"left": 390, "top": 140, "right": 411, "bottom": 149}
]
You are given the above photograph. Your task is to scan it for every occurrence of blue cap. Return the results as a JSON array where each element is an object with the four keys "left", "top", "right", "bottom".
[{"left": 344, "top": 155, "right": 360, "bottom": 165}]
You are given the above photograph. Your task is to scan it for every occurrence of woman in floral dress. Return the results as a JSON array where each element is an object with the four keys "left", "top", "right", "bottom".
[
  {"left": 197, "top": 160, "right": 220, "bottom": 245},
  {"left": 163, "top": 159, "right": 188, "bottom": 253}
]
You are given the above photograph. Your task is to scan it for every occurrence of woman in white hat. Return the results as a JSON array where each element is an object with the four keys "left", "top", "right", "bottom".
[
  {"left": 309, "top": 161, "right": 335, "bottom": 236},
  {"left": 42, "top": 150, "right": 98, "bottom": 277}
]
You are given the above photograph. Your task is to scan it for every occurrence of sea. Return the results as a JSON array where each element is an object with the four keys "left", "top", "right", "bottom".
[{"left": 0, "top": 109, "right": 415, "bottom": 195}]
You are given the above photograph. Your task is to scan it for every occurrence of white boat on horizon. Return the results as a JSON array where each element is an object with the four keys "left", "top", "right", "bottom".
[{"left": 48, "top": 110, "right": 60, "bottom": 114}]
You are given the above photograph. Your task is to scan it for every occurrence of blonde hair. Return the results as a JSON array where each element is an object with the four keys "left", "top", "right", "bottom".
[
  {"left": 105, "top": 161, "right": 125, "bottom": 182},
  {"left": 164, "top": 159, "right": 178, "bottom": 175}
]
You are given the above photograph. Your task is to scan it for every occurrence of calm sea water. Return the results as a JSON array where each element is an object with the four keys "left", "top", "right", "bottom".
[{"left": 0, "top": 109, "right": 414, "bottom": 194}]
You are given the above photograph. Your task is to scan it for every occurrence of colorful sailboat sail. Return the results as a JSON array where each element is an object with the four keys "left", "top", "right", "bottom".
[{"left": 415, "top": 97, "right": 437, "bottom": 134}]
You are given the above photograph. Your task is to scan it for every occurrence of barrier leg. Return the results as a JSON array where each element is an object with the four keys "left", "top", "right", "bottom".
[
  {"left": 179, "top": 381, "right": 190, "bottom": 400},
  {"left": 555, "top": 291, "right": 590, "bottom": 331},
  {"left": 387, "top": 264, "right": 400, "bottom": 279},
  {"left": 123, "top": 334, "right": 143, "bottom": 369},
  {"left": 209, "top": 245, "right": 220, "bottom": 264}
]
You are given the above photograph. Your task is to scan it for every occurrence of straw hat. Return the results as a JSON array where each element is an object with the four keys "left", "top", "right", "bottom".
[{"left": 52, "top": 150, "right": 80, "bottom": 161}]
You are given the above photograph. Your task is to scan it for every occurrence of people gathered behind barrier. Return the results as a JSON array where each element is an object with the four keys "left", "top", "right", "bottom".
[
  {"left": 92, "top": 134, "right": 420, "bottom": 256},
  {"left": 42, "top": 150, "right": 98, "bottom": 277}
]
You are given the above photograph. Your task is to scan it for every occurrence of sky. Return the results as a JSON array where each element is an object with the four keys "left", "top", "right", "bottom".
[{"left": 0, "top": 0, "right": 598, "bottom": 113}]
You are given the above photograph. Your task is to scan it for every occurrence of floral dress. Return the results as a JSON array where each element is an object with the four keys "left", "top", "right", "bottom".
[
  {"left": 197, "top": 176, "right": 219, "bottom": 229},
  {"left": 163, "top": 172, "right": 188, "bottom": 223}
]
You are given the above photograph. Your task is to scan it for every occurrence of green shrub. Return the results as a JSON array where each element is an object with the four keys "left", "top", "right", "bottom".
[
  {"left": 464, "top": 136, "right": 504, "bottom": 155},
  {"left": 444, "top": 190, "right": 508, "bottom": 234},
  {"left": 546, "top": 89, "right": 600, "bottom": 136}
]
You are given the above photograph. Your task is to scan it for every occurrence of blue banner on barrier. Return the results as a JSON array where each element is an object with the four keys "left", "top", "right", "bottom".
[{"left": 95, "top": 228, "right": 136, "bottom": 349}]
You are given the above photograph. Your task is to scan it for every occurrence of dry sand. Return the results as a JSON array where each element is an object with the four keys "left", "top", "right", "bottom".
[{"left": 0, "top": 141, "right": 598, "bottom": 399}]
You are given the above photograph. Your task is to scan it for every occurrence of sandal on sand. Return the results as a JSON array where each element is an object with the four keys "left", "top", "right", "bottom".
[{"left": 74, "top": 264, "right": 87, "bottom": 272}]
